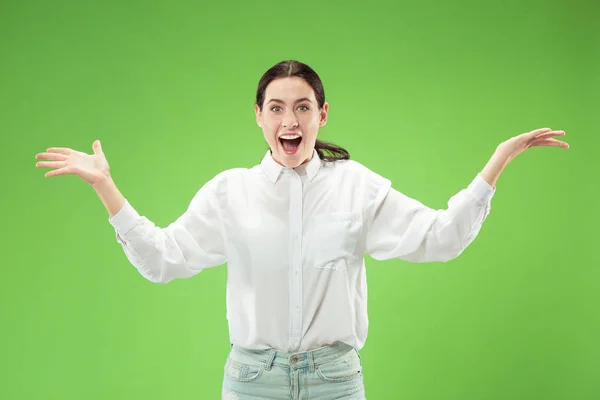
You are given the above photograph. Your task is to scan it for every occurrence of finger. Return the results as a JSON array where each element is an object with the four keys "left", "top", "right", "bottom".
[
  {"left": 93, "top": 140, "right": 103, "bottom": 155},
  {"left": 526, "top": 128, "right": 552, "bottom": 138},
  {"left": 532, "top": 138, "right": 569, "bottom": 148},
  {"left": 35, "top": 152, "right": 67, "bottom": 161},
  {"left": 45, "top": 168, "right": 70, "bottom": 178},
  {"left": 46, "top": 147, "right": 74, "bottom": 155},
  {"left": 36, "top": 161, "right": 67, "bottom": 169},
  {"left": 534, "top": 130, "right": 565, "bottom": 139}
]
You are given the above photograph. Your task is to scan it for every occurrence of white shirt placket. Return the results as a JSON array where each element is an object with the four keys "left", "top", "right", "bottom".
[{"left": 288, "top": 170, "right": 304, "bottom": 351}]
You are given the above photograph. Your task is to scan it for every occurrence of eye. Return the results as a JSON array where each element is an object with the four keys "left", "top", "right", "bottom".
[
  {"left": 270, "top": 106, "right": 281, "bottom": 112},
  {"left": 298, "top": 105, "right": 309, "bottom": 111}
]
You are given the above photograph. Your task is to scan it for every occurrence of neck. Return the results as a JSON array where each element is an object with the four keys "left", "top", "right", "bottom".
[{"left": 272, "top": 151, "right": 313, "bottom": 168}]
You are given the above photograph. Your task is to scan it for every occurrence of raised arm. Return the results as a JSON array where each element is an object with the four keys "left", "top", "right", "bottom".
[
  {"left": 107, "top": 180, "right": 227, "bottom": 284},
  {"left": 366, "top": 127, "right": 568, "bottom": 263},
  {"left": 35, "top": 140, "right": 227, "bottom": 283},
  {"left": 366, "top": 173, "right": 494, "bottom": 263}
]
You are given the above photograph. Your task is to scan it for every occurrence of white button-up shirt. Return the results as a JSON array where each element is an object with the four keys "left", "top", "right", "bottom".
[{"left": 109, "top": 150, "right": 495, "bottom": 353}]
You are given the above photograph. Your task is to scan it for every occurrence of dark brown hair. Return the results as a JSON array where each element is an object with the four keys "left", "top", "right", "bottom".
[{"left": 255, "top": 60, "right": 350, "bottom": 162}]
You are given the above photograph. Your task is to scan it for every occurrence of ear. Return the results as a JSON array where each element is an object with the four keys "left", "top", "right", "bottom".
[
  {"left": 254, "top": 104, "right": 263, "bottom": 128},
  {"left": 319, "top": 102, "right": 329, "bottom": 127}
]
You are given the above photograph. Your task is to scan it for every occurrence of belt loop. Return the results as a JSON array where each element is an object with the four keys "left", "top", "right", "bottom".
[
  {"left": 308, "top": 350, "right": 316, "bottom": 373},
  {"left": 264, "top": 349, "right": 277, "bottom": 371}
]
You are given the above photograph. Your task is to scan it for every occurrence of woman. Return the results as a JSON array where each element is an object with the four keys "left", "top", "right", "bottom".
[{"left": 35, "top": 60, "right": 568, "bottom": 399}]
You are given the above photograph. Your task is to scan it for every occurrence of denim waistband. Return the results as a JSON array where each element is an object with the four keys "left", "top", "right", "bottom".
[{"left": 230, "top": 341, "right": 358, "bottom": 372}]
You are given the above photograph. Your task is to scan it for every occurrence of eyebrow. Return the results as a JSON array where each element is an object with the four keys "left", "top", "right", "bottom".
[{"left": 266, "top": 97, "right": 312, "bottom": 105}]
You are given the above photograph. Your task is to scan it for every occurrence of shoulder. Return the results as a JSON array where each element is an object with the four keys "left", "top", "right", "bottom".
[
  {"left": 324, "top": 159, "right": 391, "bottom": 187},
  {"left": 204, "top": 167, "right": 252, "bottom": 190},
  {"left": 211, "top": 167, "right": 249, "bottom": 182},
  {"left": 328, "top": 159, "right": 393, "bottom": 212}
]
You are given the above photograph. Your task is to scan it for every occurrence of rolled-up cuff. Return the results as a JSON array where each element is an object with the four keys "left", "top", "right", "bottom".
[
  {"left": 109, "top": 200, "right": 140, "bottom": 236},
  {"left": 468, "top": 174, "right": 496, "bottom": 204}
]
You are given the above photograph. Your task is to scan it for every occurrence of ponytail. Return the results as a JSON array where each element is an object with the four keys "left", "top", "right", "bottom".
[{"left": 314, "top": 140, "right": 350, "bottom": 162}]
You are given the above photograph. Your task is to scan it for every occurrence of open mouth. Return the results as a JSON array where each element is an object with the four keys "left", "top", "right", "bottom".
[{"left": 279, "top": 136, "right": 302, "bottom": 155}]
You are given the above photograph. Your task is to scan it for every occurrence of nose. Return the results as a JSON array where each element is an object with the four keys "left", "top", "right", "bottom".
[{"left": 282, "top": 110, "right": 299, "bottom": 129}]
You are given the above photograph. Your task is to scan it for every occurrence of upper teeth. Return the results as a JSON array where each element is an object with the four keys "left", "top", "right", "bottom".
[{"left": 281, "top": 134, "right": 300, "bottom": 140}]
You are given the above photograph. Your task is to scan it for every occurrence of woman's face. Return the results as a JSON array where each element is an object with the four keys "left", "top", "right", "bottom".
[{"left": 255, "top": 77, "right": 328, "bottom": 168}]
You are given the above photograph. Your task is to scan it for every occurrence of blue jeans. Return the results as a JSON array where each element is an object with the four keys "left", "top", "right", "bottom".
[{"left": 222, "top": 341, "right": 366, "bottom": 400}]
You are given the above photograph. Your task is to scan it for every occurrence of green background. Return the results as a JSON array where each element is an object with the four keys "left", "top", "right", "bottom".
[{"left": 2, "top": 0, "right": 598, "bottom": 398}]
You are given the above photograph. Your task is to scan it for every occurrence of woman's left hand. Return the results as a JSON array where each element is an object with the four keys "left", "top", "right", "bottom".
[
  {"left": 497, "top": 127, "right": 569, "bottom": 161},
  {"left": 480, "top": 127, "right": 569, "bottom": 188}
]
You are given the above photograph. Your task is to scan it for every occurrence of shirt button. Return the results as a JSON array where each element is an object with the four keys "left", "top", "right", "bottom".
[
  {"left": 296, "top": 305, "right": 300, "bottom": 310},
  {"left": 294, "top": 270, "right": 299, "bottom": 275}
]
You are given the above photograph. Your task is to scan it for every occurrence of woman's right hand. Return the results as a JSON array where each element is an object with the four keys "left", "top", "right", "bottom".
[{"left": 35, "top": 140, "right": 112, "bottom": 187}]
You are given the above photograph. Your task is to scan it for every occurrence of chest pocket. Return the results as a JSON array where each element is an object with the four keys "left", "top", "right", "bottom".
[{"left": 306, "top": 212, "right": 364, "bottom": 270}]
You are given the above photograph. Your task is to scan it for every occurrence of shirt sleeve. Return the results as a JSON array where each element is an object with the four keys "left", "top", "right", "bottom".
[
  {"left": 109, "top": 177, "right": 227, "bottom": 283},
  {"left": 366, "top": 173, "right": 495, "bottom": 262}
]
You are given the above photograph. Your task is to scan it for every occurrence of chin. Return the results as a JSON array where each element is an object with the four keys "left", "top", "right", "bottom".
[
  {"left": 281, "top": 158, "right": 302, "bottom": 168},
  {"left": 276, "top": 152, "right": 309, "bottom": 168}
]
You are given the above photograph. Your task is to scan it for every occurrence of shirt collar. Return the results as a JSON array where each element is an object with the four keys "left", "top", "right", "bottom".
[{"left": 259, "top": 149, "right": 322, "bottom": 184}]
